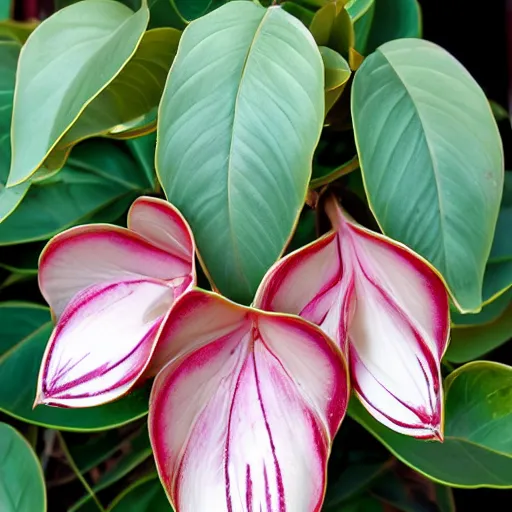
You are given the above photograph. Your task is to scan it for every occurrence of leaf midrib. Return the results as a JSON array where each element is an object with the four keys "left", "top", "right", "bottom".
[{"left": 225, "top": 7, "right": 272, "bottom": 298}]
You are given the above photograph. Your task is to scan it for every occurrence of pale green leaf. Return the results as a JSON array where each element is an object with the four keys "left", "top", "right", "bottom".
[
  {"left": 352, "top": 39, "right": 504, "bottom": 313},
  {"left": 156, "top": 1, "right": 324, "bottom": 303},
  {"left": 8, "top": 0, "right": 149, "bottom": 186}
]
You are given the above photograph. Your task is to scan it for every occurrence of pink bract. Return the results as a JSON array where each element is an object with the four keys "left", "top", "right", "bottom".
[
  {"left": 35, "top": 196, "right": 196, "bottom": 408},
  {"left": 255, "top": 196, "right": 450, "bottom": 440},
  {"left": 148, "top": 289, "right": 349, "bottom": 512}
]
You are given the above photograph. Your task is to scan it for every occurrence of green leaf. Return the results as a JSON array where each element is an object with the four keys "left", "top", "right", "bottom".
[
  {"left": 108, "top": 474, "right": 172, "bottom": 511},
  {"left": 156, "top": 1, "right": 324, "bottom": 303},
  {"left": 352, "top": 38, "right": 504, "bottom": 313},
  {"left": 451, "top": 288, "right": 512, "bottom": 327},
  {"left": 346, "top": 0, "right": 375, "bottom": 54},
  {"left": 482, "top": 172, "right": 512, "bottom": 302},
  {"left": 0, "top": 140, "right": 150, "bottom": 245},
  {"left": 281, "top": 1, "right": 315, "bottom": 26},
  {"left": 0, "top": 423, "right": 46, "bottom": 511},
  {"left": 0, "top": 0, "right": 9, "bottom": 19},
  {"left": 445, "top": 302, "right": 512, "bottom": 363},
  {"left": 0, "top": 302, "right": 149, "bottom": 431},
  {"left": 350, "top": 393, "right": 512, "bottom": 488},
  {"left": 444, "top": 361, "right": 512, "bottom": 455},
  {"left": 44, "top": 27, "right": 180, "bottom": 170},
  {"left": 8, "top": 0, "right": 150, "bottom": 186},
  {"left": 0, "top": 41, "right": 30, "bottom": 222},
  {"left": 489, "top": 100, "right": 509, "bottom": 122},
  {"left": 170, "top": 0, "right": 213, "bottom": 21},
  {"left": 320, "top": 46, "right": 351, "bottom": 113},
  {"left": 125, "top": 132, "right": 157, "bottom": 188},
  {"left": 363, "top": 0, "right": 421, "bottom": 54}
]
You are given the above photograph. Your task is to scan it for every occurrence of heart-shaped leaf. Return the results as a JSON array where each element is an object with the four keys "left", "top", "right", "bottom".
[
  {"left": 0, "top": 423, "right": 46, "bottom": 511},
  {"left": 8, "top": 0, "right": 149, "bottom": 185},
  {"left": 352, "top": 39, "right": 504, "bottom": 313},
  {"left": 156, "top": 1, "right": 324, "bottom": 303},
  {"left": 0, "top": 302, "right": 149, "bottom": 430}
]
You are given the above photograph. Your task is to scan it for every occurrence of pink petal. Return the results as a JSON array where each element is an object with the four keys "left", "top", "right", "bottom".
[
  {"left": 128, "top": 196, "right": 195, "bottom": 266},
  {"left": 36, "top": 279, "right": 174, "bottom": 408},
  {"left": 39, "top": 197, "right": 195, "bottom": 319},
  {"left": 255, "top": 197, "right": 449, "bottom": 440},
  {"left": 149, "top": 291, "right": 348, "bottom": 512}
]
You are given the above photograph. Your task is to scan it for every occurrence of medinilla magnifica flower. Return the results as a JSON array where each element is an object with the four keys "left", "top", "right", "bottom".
[
  {"left": 148, "top": 289, "right": 349, "bottom": 512},
  {"left": 35, "top": 196, "right": 196, "bottom": 407},
  {"left": 254, "top": 196, "right": 450, "bottom": 440}
]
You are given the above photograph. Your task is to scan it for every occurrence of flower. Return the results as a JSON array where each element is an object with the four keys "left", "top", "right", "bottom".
[
  {"left": 148, "top": 289, "right": 349, "bottom": 512},
  {"left": 254, "top": 196, "right": 450, "bottom": 440},
  {"left": 35, "top": 196, "right": 196, "bottom": 407}
]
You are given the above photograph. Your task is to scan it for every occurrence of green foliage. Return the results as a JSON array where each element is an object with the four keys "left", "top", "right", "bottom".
[
  {"left": 352, "top": 38, "right": 503, "bottom": 313},
  {"left": 0, "top": 0, "right": 509, "bottom": 508},
  {"left": 0, "top": 422, "right": 46, "bottom": 511}
]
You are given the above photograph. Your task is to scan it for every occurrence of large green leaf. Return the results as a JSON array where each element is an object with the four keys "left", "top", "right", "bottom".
[
  {"left": 0, "top": 423, "right": 46, "bottom": 511},
  {"left": 0, "top": 140, "right": 151, "bottom": 245},
  {"left": 363, "top": 0, "right": 421, "bottom": 54},
  {"left": 156, "top": 1, "right": 324, "bottom": 303},
  {"left": 8, "top": 0, "right": 149, "bottom": 186},
  {"left": 44, "top": 27, "right": 181, "bottom": 171},
  {"left": 0, "top": 303, "right": 150, "bottom": 430},
  {"left": 444, "top": 361, "right": 512, "bottom": 455},
  {"left": 352, "top": 38, "right": 504, "bottom": 313},
  {"left": 446, "top": 305, "right": 512, "bottom": 361},
  {"left": 0, "top": 41, "right": 29, "bottom": 221},
  {"left": 108, "top": 474, "right": 172, "bottom": 511},
  {"left": 350, "top": 387, "right": 512, "bottom": 488}
]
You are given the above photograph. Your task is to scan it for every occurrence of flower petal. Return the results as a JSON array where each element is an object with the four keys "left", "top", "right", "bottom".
[
  {"left": 36, "top": 279, "right": 174, "bottom": 408},
  {"left": 254, "top": 232, "right": 355, "bottom": 354},
  {"left": 149, "top": 291, "right": 348, "bottom": 512},
  {"left": 128, "top": 196, "right": 195, "bottom": 266},
  {"left": 39, "top": 197, "right": 195, "bottom": 319},
  {"left": 256, "top": 197, "right": 449, "bottom": 439}
]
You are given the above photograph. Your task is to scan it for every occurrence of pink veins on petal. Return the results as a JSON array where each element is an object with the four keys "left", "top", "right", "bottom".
[
  {"left": 35, "top": 196, "right": 196, "bottom": 408},
  {"left": 149, "top": 290, "right": 349, "bottom": 512},
  {"left": 255, "top": 196, "right": 450, "bottom": 440}
]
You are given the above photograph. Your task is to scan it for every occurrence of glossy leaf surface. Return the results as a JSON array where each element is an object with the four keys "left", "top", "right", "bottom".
[
  {"left": 157, "top": 1, "right": 324, "bottom": 303},
  {"left": 352, "top": 39, "right": 504, "bottom": 312},
  {"left": 0, "top": 422, "right": 46, "bottom": 511},
  {"left": 8, "top": 0, "right": 149, "bottom": 185},
  {"left": 0, "top": 302, "right": 150, "bottom": 430}
]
